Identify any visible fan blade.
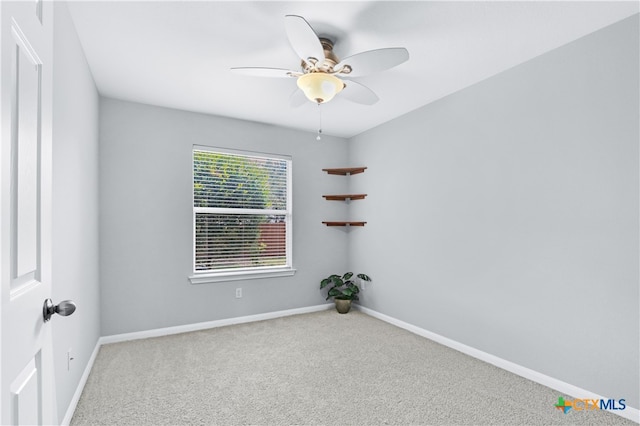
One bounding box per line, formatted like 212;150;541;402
231;67;297;78
341;79;379;105
336;47;409;77
289;88;307;108
284;15;325;64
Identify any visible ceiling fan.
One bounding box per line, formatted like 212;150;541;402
231;15;409;106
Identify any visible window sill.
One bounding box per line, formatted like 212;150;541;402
189;267;296;284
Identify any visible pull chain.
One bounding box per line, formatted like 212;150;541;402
316;102;322;141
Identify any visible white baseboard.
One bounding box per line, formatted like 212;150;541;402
355;305;639;424
100;303;333;345
60;338;101;426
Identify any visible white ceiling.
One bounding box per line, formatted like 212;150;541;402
67;1;639;138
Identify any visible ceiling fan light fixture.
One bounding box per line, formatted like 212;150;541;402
296;73;344;104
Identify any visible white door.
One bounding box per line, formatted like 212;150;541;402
0;0;56;425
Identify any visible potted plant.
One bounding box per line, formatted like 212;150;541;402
320;272;371;314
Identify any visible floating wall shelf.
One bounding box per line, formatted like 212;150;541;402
322;167;367;176
322;167;367;227
322;194;367;201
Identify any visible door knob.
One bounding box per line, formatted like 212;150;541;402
43;299;76;322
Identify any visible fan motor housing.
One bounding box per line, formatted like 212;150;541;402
301;38;340;73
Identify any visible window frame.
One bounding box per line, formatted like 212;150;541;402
189;145;295;284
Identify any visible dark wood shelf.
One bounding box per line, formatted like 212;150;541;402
322;166;367;228
322;194;367;201
322;167;367;176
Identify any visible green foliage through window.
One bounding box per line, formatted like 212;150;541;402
193;149;290;272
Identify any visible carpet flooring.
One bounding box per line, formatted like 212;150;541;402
71;310;635;425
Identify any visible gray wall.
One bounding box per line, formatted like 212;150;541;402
99;98;349;336
349;15;639;409
51;2;101;422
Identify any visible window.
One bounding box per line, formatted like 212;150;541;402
190;147;294;283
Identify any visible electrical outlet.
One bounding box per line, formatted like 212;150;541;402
67;348;74;371
235;288;242;298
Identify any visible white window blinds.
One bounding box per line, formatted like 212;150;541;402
193;148;291;274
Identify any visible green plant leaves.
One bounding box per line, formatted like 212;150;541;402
320;278;331;289
320;272;371;301
341;288;354;297
330;276;344;286
343;285;359;296
327;288;342;297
